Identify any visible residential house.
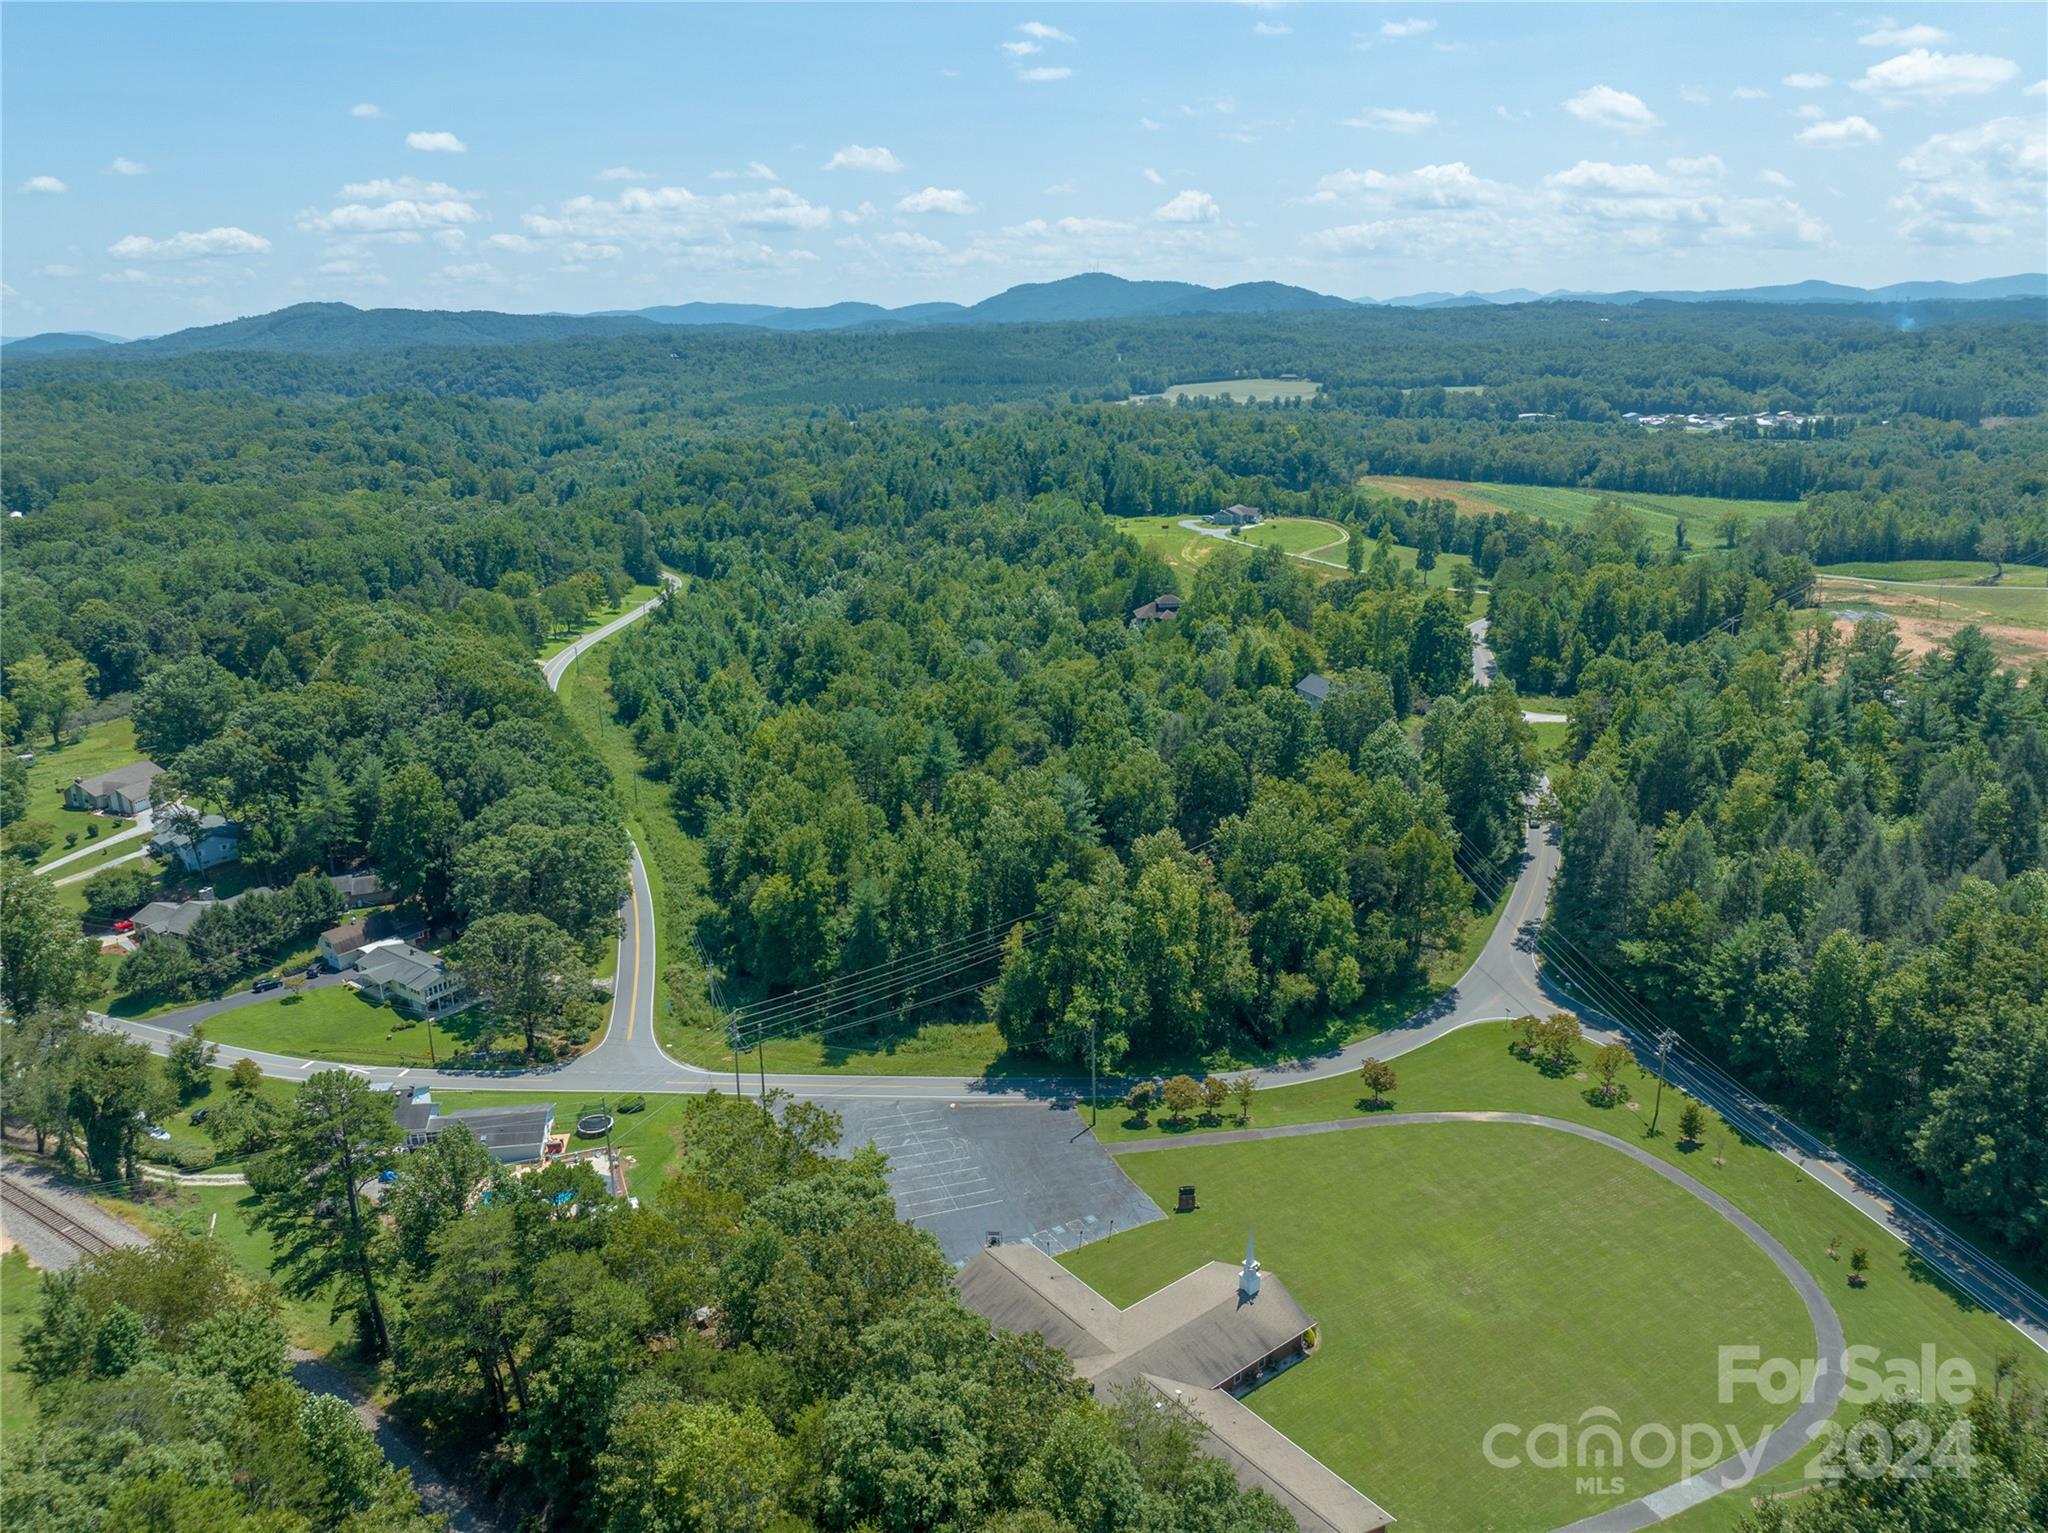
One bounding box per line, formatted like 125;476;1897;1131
133;885;273;940
1207;503;1263;528
64;760;161;815
151;814;240;872
319;910;425;971
378;1084;556;1165
327;868;394;907
1294;673;1331;711
956;1239;1393;1532
1131;592;1182;625
350;939;465;1015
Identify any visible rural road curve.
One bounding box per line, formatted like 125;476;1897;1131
1112;1112;1849;1533
98;603;2048;1359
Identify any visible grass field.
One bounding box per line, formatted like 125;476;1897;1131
1237;517;1349;559
1092;1020;2031;1532
538;580;664;659
1064;1122;1811;1532
1817;559;2048;587
0;1248;38;1437
1361;475;1797;551
16;716;143;859
198;985;487;1067
1111;516;1483;609
1135;378;1321;405
1818;562;2048;668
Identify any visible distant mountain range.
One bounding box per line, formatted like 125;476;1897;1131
5;271;2040;360
1365;274;2048;308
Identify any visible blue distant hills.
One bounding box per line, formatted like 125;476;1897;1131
4;270;2040;358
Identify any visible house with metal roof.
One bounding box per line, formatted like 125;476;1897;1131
64;760;161;815
955;1239;1394;1532
1295;673;1331;711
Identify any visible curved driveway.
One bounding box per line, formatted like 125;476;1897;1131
1112;1111;1848;1533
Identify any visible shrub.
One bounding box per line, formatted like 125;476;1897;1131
172;1142;216;1171
617;1095;647;1114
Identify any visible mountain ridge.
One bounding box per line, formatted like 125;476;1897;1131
15;271;2042;360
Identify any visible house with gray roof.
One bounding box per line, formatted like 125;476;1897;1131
351;940;465;1015
1295;672;1331;711
956;1239;1393;1532
150;813;241;872
378;1084;555;1164
1208;503;1264;528
320;910;424;971
133;884;273;940
65;760;161;816
327;868;395;907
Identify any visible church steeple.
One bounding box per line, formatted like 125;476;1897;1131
1239;1230;1261;1300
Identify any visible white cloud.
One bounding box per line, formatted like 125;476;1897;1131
1562;85;1661;131
746;162;778;181
1142;166;1165;186
1344;107;1438;133
1855;49;2018;102
39;263;80;278
1892;115;2047;244
1139;116;1163;131
1760;169;1795;188
485;233;537;252
1002;40;1041;56
522;184;834;257
1679;86;1712;106
1018;21;1073;42
875;230;949;256
405;130;467;153
433;228;467;250
1782;72;1831;89
19;176;67;193
1859;21;1949;49
598;166;651;181
104;157;148;176
350;102;384;118
108;226;271;259
1254;21;1291;35
1043;179;1078;194
302;178;480;233
824;144;903;173
2029;80;2048;97
441;262;495;280
562;240;622;260
1381;18;1436;38
1018;66;1073;82
1797;115;1882;148
1155;188;1220;222
1732;86;1769;101
896;186;977;215
1306;155;1824;257
1795;104;1827;121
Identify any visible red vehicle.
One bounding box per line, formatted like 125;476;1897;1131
112;918;134;933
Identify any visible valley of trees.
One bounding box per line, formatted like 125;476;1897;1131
3;296;2046;1527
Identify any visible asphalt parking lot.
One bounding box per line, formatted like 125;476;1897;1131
838;1097;1165;1265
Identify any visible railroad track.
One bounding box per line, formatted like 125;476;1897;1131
0;1175;116;1258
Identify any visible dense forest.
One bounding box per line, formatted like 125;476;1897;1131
4;297;2048;1527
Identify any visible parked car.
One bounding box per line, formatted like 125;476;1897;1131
112;918;134;933
305;963;324;979
252;975;282;994
188;1109;209;1127
145;1125;172;1142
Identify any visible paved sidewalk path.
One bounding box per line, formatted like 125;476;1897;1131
1113;1112;1848;1533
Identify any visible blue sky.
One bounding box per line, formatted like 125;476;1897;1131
4;3;2043;335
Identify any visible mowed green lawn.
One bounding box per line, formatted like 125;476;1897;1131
1360;475;1795;551
1147;378;1321;404
18;716;144;860
1817;559;2048;587
200;985;486;1067
1094;1021;2033;1532
1236;516;1348;559
1;1249;39;1437
1065;1123;1810;1532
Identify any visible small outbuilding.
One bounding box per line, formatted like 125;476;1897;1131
1295;673;1331;711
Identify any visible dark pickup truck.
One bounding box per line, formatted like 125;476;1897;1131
252;976;283;994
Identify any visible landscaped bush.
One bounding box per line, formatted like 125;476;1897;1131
172;1141;216;1171
617;1094;646;1114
